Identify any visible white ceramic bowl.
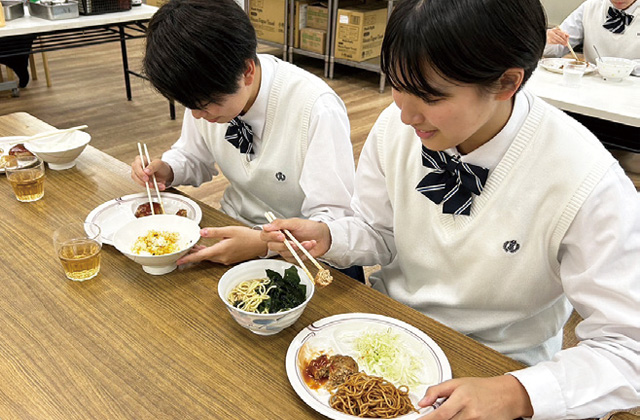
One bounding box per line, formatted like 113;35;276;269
218;259;314;336
25;130;91;170
596;57;635;82
113;214;201;275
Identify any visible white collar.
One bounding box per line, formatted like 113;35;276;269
451;90;531;171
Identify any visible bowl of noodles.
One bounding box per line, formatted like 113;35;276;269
218;259;314;336
112;214;201;275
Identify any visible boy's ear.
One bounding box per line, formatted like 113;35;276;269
496;68;524;100
243;59;257;86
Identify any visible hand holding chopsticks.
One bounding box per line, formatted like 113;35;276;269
137;142;165;216
264;211;333;287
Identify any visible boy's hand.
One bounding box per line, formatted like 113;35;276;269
260;218;331;263
176;226;268;266
417;375;533;420
131;155;174;191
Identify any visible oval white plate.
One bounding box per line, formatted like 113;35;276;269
0;142;19;174
85;192;202;246
286;313;452;420
540;57;597;74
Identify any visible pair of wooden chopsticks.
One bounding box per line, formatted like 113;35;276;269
264;211;333;287
0;125;88;146
137;142;165;216
555;26;583;63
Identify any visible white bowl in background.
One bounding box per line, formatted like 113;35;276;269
113;214;201;275
596;57;635;82
25;130;91;170
218;259;314;336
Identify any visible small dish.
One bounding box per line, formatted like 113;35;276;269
540;58;597;74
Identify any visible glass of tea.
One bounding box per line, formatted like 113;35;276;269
53;222;102;281
5;155;45;202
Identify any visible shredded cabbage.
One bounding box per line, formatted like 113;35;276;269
353;328;424;387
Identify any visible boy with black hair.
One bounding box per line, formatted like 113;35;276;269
132;0;358;272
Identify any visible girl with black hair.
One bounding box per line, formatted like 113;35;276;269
130;0;358;272
262;0;640;418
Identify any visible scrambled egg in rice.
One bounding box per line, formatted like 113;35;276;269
132;230;180;255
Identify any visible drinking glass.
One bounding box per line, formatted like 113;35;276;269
562;62;587;87
5;155;45;202
53;222;102;281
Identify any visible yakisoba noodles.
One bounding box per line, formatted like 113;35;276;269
329;371;417;418
227;277;275;313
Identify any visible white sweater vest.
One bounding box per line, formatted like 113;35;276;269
582;0;640;62
373;96;615;365
193;59;332;225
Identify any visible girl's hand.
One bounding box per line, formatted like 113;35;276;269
176;226;268;266
546;27;570;46
130;155;174;191
260;218;331;263
417;376;533;420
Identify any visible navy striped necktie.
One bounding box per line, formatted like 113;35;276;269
225;117;254;155
603;6;634;34
416;146;489;216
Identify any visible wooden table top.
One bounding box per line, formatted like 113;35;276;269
0;112;634;419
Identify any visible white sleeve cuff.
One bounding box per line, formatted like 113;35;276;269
508;366;567;420
322;221;351;269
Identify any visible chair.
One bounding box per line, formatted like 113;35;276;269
0;52;52;88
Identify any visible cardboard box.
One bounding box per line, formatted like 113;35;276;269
248;0;286;44
293;0;312;48
300;27;326;54
334;4;388;62
145;0;168;7
306;3;328;30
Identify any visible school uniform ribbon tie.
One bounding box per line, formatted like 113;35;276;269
603;7;634;34
416;146;489;216
225;117;254;155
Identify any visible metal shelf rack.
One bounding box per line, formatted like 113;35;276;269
286;0;334;78
328;0;395;93
245;0;288;61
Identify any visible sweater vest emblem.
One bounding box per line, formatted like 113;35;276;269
503;240;521;253
275;172;286;181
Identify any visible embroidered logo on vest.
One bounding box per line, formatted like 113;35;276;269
275;172;286;181
503;240;520;254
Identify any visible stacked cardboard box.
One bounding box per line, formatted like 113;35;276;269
300;27;326;54
248;0;286;44
334;3;388;62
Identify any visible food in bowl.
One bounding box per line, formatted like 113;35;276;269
112;214;201;275
227;265;307;314
131;230;180;256
218;259;315;335
596;57;635;81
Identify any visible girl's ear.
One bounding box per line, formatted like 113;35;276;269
495;68;525;101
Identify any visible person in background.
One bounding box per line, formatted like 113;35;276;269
262;0;640;418
0;35;36;88
544;0;639;64
131;0;360;279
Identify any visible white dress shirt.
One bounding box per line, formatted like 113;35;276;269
162;54;355;225
324;90;640;419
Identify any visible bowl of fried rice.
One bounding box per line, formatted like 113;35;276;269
113;214;201;275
